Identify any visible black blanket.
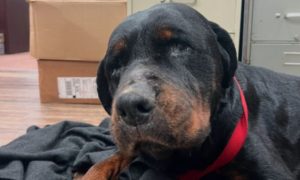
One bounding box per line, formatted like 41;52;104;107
0;118;171;180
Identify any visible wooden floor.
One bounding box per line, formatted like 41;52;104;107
0;69;108;146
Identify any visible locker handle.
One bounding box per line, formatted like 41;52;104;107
283;52;300;66
284;63;300;66
284;13;300;19
284;52;300;55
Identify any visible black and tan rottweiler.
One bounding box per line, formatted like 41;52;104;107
82;3;300;180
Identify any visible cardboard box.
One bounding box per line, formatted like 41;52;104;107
38;59;100;104
29;0;127;61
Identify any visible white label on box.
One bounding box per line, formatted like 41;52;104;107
58;77;98;99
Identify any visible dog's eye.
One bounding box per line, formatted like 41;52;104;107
111;69;119;78
169;43;191;57
109;67;124;90
106;54;128;73
110;63;125;80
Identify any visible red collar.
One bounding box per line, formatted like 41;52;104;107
179;76;249;180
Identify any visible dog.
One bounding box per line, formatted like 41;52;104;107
82;3;300;180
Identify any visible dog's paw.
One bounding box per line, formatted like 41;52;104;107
81;153;132;180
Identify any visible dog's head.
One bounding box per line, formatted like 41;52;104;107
97;3;237;159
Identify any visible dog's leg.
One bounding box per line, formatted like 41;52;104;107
81;153;132;180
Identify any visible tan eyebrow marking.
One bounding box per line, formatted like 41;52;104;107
113;39;126;52
157;27;173;41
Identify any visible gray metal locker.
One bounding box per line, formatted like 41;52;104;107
242;0;300;76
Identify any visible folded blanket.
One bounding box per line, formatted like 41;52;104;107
0;118;171;180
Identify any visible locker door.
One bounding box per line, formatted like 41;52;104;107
251;44;300;76
252;0;300;42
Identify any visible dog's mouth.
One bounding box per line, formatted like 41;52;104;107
111;112;180;155
111;81;211;159
134;141;175;160
111;111;211;160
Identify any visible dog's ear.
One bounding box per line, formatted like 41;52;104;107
97;60;112;115
209;22;237;88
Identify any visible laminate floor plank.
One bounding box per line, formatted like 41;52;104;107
0;70;107;146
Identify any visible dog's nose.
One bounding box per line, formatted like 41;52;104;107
116;93;154;126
